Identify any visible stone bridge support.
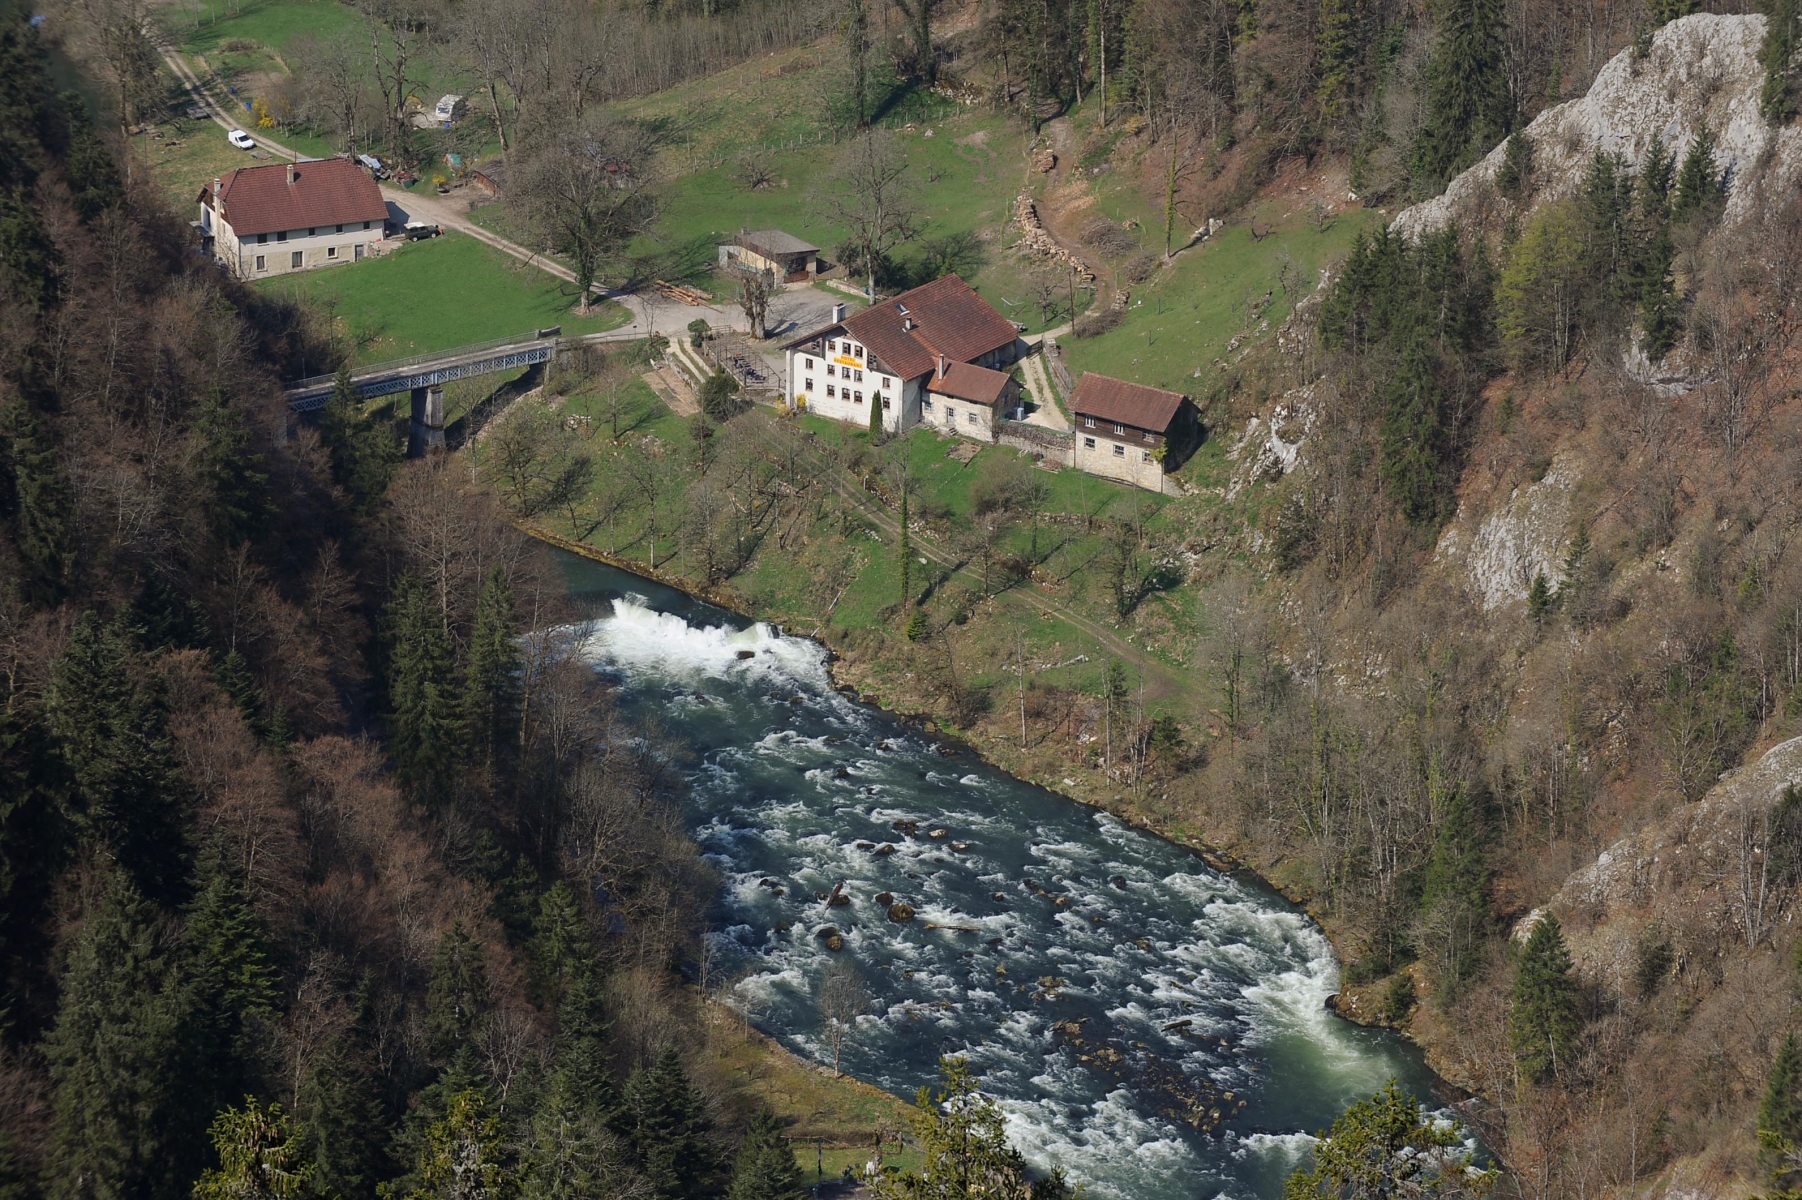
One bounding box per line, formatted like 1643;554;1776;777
408;385;445;457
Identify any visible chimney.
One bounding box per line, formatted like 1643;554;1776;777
937;353;946;379
830;302;847;324
903;317;914;331
287;161;296;186
212;177;222;216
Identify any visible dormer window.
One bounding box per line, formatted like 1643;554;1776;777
896;304;909;315
1114;423;1126;435
1082;416;1095;428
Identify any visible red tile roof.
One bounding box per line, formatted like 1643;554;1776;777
927;361;1013;405
201;158;388;237
790;275;1017;380
1070;373;1188;433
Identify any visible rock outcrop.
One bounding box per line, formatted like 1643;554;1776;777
1393;14;1802;240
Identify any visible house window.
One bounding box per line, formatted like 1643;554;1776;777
880;376;890;390
254;255;267;272
362;221;371;230
1082;416;1095;428
257;233;268;244
277;230;287;242
966;411;978;425
826;384;836;397
291;250;303;268
805;378;814;391
854;345;863;358
1114;423;1125;435
827;340;836;352
327;245;338;259
854;370;863;382
827;364;835;377
854;391;863;403
1142;451;1154;463
806;357;815;369
1113;443;1125;457
335;224;344;233
922;398;933;413
1144;431;1155;442
882;397;891;410
308;227;316;237
1083;437;1096;449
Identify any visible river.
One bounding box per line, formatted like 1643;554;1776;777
558;553;1449;1200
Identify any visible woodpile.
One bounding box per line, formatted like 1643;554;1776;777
653;280;710;305
1010;193;1094;283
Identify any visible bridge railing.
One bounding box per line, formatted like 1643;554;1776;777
284;329;554;395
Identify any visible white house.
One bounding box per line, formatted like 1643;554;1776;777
782;275;1025;438
198;158;389;279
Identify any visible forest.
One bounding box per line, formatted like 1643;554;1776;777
13;0;1802;1191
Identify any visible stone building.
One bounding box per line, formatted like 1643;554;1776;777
1070;373;1199;491
198;158;388;279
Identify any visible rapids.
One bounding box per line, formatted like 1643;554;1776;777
560;555;1449;1200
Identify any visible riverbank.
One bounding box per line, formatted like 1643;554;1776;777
524;524;1479;1105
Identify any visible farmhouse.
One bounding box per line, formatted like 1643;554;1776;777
782;276;1026;437
1070;373;1200;491
720;230;820;281
199;158;388;280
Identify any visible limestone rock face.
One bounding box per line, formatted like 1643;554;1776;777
1392;14;1802;240
1433;458;1578;610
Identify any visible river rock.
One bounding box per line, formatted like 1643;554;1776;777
887;902;916;923
736;649;755;659
873;843;896;857
892;819;918;837
928;828;948;839
875;892;894;906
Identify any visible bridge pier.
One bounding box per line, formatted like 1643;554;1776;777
408;385;446;457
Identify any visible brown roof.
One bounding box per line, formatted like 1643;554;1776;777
829;275;1018;380
927;361;1013;405
1070;373;1188;432
201;158;388;237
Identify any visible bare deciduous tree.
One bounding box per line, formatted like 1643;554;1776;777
512;116;662;307
816;131;921;299
816;960;871;1077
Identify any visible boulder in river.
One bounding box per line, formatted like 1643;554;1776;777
873;843;897;857
887;902;916;923
928;828;948;839
736;649;755;659
875;892;895;906
892;819;919;837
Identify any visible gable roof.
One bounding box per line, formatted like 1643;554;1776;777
739;229;817;257
201;158;388;237
1070;373;1188;432
840;275;1020;380
927;361;1013;405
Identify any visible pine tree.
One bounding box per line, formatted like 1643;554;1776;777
726;1109;801;1200
1379;333;1446;524
0;708;68;1007
425;923;492;1062
1509;913;1580;1083
0;389;70;605
897;487;912;608
194;1099;312;1200
384;573;463;804
294;1032;389;1199
521;1075;639;1200
183;840;280;1119
45;612;193;904
408;1090;506;1200
868;387;883;440
191;388;274;548
45;868;189;1200
1314;0;1358;121
1762;1031;1802;1188
553;964;621;1127
623;1047;717;1200
1413;0;1510;187
58;91;121;222
1761;0;1801;123
318;367;400;514
1495;131;1534;199
463;566;521;782
1418;783;1488;989
875;1058;1037;1200
529;880;592;1008
1282;1079;1490;1200
1672;126;1722;223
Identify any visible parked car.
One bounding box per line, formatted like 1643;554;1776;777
227;129;255;150
403;222;441;240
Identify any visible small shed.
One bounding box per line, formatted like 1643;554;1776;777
471;160;507;198
719;229;819;282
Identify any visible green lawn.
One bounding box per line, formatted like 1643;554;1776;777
256;232;630;363
164;0;362;56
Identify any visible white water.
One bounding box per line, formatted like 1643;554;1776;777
566;573;1444;1200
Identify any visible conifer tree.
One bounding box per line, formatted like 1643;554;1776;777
1413;0;1510;187
1761;1031;1802;1187
0;708;68;1005
318;368;400;514
623;1047;717;1200
553;963;620;1125
191;389;274;549
385;573;464;804
726;1109;801;1200
1672;126;1722;223
463;566;521;781
1509;913;1580;1083
45;612;192;903
529;880;592;1008
183;840;280;1117
874;1058;1044;1200
868;388;883;440
194;1099;312;1200
1761;0;1801;123
1282;1079;1491;1200
0;389;71;605
58;92;121;222
1417;783;1488;989
45;868;188;1200
408;1090;506;1200
1378;333;1446;524
897;487;912;608
521;1076;640;1200
425;923;493;1062
294;1032;389;1199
